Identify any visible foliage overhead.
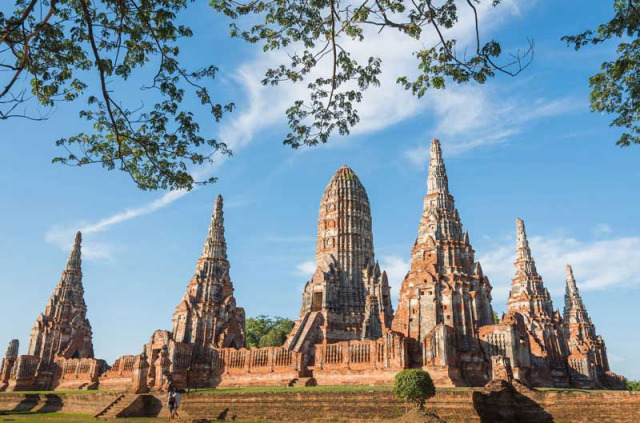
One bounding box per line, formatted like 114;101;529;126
1;0;233;191
212;0;533;149
393;369;436;409
245;315;295;348
2;0;532;191
563;0;640;147
492;310;500;325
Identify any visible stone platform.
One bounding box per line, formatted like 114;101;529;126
1;387;639;422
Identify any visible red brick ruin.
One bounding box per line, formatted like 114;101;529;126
0;139;625;392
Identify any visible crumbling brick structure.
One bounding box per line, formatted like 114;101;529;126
0;140;625;392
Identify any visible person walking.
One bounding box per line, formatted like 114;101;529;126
167;386;180;420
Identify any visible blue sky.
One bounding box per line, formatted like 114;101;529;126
2;0;639;379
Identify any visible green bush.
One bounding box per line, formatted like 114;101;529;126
626;379;640;391
393;369;436;410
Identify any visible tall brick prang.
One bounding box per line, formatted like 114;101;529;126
391;139;494;386
563;265;621;388
172;195;246;350
504;219;569;386
27;232;94;363
287;165;393;351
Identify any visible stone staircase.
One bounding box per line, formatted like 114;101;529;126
93;393;139;419
290;312;322;352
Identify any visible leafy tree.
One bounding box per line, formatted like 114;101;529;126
245;315;294;348
2;0;532;191
563;0;640;147
213;0;534;149
393;369;436;411
492;311;500;324
1;0;233;191
626;379;640;391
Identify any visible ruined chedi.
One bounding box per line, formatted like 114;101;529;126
391;139;494;385
0;340;19;391
505;219;569;386
28;232;94;363
172;195;246;350
139;194;247;391
286;165;394;351
563;265;613;387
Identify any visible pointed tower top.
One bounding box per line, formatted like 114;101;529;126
566;264;579;296
331;164;359;181
516;218;528;249
427;138;449;195
66;231;82;270
202;194;228;260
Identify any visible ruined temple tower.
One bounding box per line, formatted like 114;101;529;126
563;265;612;387
391;139;494;385
286;165;394;350
27;232;94;363
0;340;19;391
171;195;246;350
505;219;569;386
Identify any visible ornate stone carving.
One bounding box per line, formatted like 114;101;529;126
27;232;94;363
171;195;246;350
504;219;569;387
391;139;494;384
563;265;621;388
287;165;393;349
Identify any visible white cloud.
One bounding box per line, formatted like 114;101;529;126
45;189;189;261
594;223;613;237
44;0;541;260
219;0;540;153
403;90;581;167
478;232;640;303
379;255;410;299
295;260;316;277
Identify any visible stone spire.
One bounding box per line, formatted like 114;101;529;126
27;232;94;362
563;265;597;346
171;194;245;349
288;165;393;346
563;265;613;386
392;138;494;376
565;265;579;299
514;218;539;277
202;195;227;260
66;232;82;270
505;219;569;386
507;218;553;318
426;138;449;194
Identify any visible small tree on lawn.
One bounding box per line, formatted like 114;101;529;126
393;369;436;412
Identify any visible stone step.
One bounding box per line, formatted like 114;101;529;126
93;393;139;419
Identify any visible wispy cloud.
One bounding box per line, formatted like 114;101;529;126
379;255;410;300
403;91;582;167
478;232;640;302
45;189;190;261
220;0;539;152
295;260;316;277
45;0;539;260
594;223;613;237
